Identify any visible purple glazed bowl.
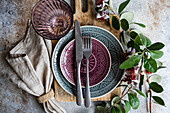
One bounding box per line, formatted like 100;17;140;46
31;0;73;40
60;38;111;87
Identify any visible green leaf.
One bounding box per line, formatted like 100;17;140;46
111;96;121;105
128;93;140;109
120;12;134;23
124;100;131;113
157;60;163;66
134;35;142;45
129;90;137;96
149;74;162;83
127;40;134;48
114;104;125;113
121;19;129;31
134;35;142;51
120;55;142;69
112;15;120;30
130;29;141;39
147;42;165;50
139;75;144;91
152;96;165;106
149;50;163;59
97;106;106;111
131;22;146;28
134;89;145;97
144;58;157;73
111;106;122;113
96;102;107;111
150;82;163;93
118;0;130;14
158;66;166;69
139;34;151;47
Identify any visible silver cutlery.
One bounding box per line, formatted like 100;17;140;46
83;36;92;108
75;19;83;106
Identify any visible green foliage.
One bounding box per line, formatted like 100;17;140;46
150;82;163;93
111;96;121;105
144;58;157;73
131;22;146;28
147;42;165;50
112;16;120;30
152;96;165;106
149;50;163;59
139;75;144;91
130;30;141;39
118;0;130;14
134;89;145;97
111;106;122;113
149;74;162;83
128;93;140;109
95;0;166;112
124;100;131;113
127;40;134;48
120;12;134;23
120;55;142;69
114;104;125;113
96;102;107;112
139;34;151;47
121;19;129;31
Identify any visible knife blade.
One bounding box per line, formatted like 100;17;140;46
75;19;83;106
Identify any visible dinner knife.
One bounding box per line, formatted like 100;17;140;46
75;19;83;106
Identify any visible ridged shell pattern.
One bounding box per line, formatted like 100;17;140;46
32;0;73;39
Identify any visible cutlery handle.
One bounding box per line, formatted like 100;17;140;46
76;62;83;106
85;58;91;108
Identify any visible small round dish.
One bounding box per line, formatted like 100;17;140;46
31;0;73;40
60;38;111;87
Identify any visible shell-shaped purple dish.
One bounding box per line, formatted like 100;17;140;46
31;0;73;40
60;38;111;87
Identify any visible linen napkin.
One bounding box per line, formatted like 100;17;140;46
6;20;66;113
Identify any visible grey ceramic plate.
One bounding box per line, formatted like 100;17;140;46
52;26;124;98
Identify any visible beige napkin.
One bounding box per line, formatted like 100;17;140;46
6;20;66;113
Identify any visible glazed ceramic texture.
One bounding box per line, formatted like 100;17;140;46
52;26;124;98
31;0;73;40
60;38;111;87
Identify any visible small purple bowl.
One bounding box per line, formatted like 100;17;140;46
31;0;73;40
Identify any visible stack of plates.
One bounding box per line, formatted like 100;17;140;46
52;26;124;98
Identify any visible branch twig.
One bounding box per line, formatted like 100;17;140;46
147;74;152;113
122;85;128;95
109;7;116;15
104;86;132;113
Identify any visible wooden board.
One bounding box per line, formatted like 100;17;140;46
54;0;121;101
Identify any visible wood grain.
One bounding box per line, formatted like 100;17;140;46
54;0;121;101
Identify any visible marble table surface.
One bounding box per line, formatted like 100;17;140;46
0;0;170;113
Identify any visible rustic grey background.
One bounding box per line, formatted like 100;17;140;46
0;0;170;113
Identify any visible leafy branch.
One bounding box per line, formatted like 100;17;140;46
95;0;166;112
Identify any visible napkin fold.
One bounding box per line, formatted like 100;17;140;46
6;20;66;113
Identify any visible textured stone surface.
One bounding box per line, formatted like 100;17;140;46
0;0;170;113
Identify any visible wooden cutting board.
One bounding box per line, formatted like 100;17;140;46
53;0;121;101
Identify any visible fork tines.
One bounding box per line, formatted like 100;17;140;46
83;36;92;50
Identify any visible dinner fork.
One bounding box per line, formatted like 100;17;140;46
83;36;92;108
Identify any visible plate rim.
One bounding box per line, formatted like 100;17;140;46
52;26;125;99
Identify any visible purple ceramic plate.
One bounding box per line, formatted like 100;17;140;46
60;38;111;87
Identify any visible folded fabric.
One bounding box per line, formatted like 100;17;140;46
6;20;66;113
